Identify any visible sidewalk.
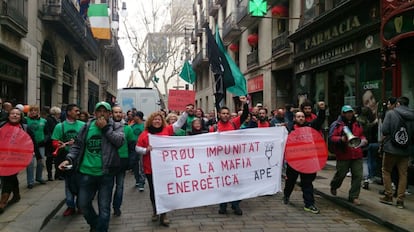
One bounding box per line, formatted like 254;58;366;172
1;161;413;232
314;161;413;232
0;172;65;232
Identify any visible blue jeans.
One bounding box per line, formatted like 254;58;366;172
78;173;114;232
26;147;45;185
133;153;145;185
112;170;125;210
65;177;77;208
367;143;379;179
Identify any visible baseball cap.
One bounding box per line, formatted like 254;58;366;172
256;103;263;107
133;111;144;119
341;105;354;113
95;101;111;111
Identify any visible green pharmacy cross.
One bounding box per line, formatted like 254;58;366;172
249;0;267;17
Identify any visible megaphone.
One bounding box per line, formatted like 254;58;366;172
343;126;361;148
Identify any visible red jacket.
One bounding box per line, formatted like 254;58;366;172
330;118;366;160
258;120;270;128
209;116;242;132
137;125;174;174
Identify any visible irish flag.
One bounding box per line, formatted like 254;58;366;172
88;3;110;40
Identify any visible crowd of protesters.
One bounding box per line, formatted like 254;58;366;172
0;96;413;232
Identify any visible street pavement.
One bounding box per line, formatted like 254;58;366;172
0;161;412;232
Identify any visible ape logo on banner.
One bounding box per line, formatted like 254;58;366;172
149;127;288;214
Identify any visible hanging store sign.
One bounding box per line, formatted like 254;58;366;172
247;74;263;93
382;9;414;44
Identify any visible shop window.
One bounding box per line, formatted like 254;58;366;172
400;53;414;108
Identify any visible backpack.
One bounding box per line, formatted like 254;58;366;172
327;120;339;153
391;112;410;149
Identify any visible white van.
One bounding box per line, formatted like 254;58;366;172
116;88;161;118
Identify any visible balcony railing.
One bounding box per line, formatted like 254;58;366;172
200;9;208;27
236;0;256;27
41;0;99;60
40;60;57;80
191;30;197;44
192;48;208;70
0;0;28;37
272;31;291;55
208;0;219;17
222;12;241;44
247;49;259;69
63;72;73;86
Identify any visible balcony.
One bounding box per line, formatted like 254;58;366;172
247;49;259;69
209;0;219;17
40;0;99;60
192;48;208;70
200;9;208;28
0;0;28;37
222;12;241;44
267;0;288;7
216;0;226;6
236;1;256;27
191;30;197;44
272;31;291;56
195;23;203;36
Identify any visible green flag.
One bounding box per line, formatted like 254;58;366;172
215;26;247;96
179;61;196;84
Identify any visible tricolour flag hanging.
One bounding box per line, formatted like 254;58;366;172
179;61;196;84
88;3;110;40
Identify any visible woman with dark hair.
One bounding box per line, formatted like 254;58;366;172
195;108;208;129
187;118;208;135
135;108;189;226
0;108;40;214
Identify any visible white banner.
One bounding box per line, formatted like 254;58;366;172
149;127;288;214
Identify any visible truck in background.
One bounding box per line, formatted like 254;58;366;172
116;88;161;118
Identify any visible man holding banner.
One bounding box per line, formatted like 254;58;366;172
283;101;326;214
209;96;249;215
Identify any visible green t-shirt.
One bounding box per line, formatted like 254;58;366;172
130;122;145;142
185;115;195;134
51;120;85;152
26;117;47;144
174;128;186;136
118;125;134;158
80;122;103;176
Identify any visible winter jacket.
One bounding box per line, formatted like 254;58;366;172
66;118;125;175
329;116;366;160
136;112;189;174
381;105;414;156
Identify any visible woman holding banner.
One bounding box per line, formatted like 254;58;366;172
0;108;40;214
135;108;189;226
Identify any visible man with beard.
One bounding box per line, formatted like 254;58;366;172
52;104;84;216
283;101;326;214
270;108;287;127
209;96;249;215
257;108;270;127
111;105;135;216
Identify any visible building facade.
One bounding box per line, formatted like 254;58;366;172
191;0;413;122
0;0;123;113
